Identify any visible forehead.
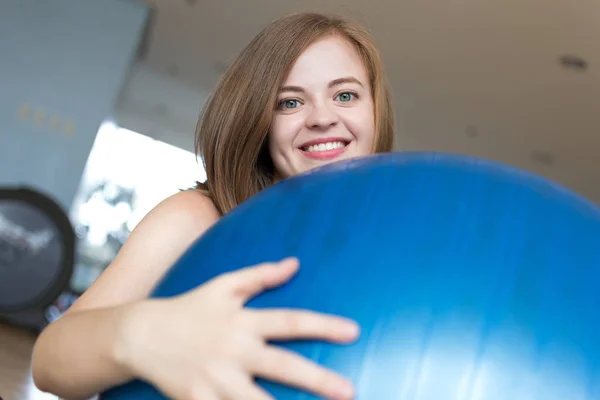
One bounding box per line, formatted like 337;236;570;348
283;35;368;86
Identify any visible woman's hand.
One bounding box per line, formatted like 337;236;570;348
121;258;359;400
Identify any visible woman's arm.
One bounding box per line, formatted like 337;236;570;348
31;190;220;399
32;302;142;399
32;190;359;400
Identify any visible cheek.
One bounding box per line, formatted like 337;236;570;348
343;107;375;142
268;116;298;174
270;115;305;153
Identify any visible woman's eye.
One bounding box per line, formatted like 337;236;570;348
336;92;356;102
279;99;300;109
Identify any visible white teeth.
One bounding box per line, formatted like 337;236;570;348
304;141;347;152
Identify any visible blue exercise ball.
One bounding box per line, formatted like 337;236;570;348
102;152;600;399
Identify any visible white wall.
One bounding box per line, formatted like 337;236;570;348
0;0;149;211
113;62;207;154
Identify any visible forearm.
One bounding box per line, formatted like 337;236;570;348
31;303;140;400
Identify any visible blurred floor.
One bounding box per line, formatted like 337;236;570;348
0;323;58;400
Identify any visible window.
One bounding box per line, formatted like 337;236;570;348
67;121;206;293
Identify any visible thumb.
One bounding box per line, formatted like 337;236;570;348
218;257;299;303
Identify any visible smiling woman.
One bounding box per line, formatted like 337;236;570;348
31;13;396;400
197;12;395;215
270;37;377;177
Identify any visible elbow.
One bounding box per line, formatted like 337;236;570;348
30;330;52;394
30;326;71;398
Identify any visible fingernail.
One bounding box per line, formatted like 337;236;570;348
334;381;354;399
343;321;360;337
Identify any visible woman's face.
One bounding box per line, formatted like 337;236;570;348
269;35;376;179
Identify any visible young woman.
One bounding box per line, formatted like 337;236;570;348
32;12;395;400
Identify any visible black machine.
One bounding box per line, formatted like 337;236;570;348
0;186;75;332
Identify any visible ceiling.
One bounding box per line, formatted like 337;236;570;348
123;0;600;204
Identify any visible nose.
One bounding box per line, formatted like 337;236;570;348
305;101;339;130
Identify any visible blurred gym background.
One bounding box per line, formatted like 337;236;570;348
0;0;598;399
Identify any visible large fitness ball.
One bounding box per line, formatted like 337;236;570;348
102;152;600;399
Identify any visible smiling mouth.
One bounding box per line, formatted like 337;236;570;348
301;140;349;153
298;139;351;160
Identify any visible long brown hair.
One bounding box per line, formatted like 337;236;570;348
195;12;395;215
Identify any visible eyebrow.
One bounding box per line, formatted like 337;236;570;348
279;76;364;93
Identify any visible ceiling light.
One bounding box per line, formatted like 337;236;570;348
559;55;588;71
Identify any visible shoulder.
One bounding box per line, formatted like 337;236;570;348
122;189;221;260
150;188;220;224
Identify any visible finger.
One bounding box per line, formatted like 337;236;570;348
249;309;359;343
215;257;299;302
251;345;355;400
207;362;275;400
219;372;275;400
160;381;219;400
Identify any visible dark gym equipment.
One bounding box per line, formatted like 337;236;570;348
0;187;75;332
102;152;600;399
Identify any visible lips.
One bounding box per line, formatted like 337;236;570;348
298;137;351;160
299;137;350;151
